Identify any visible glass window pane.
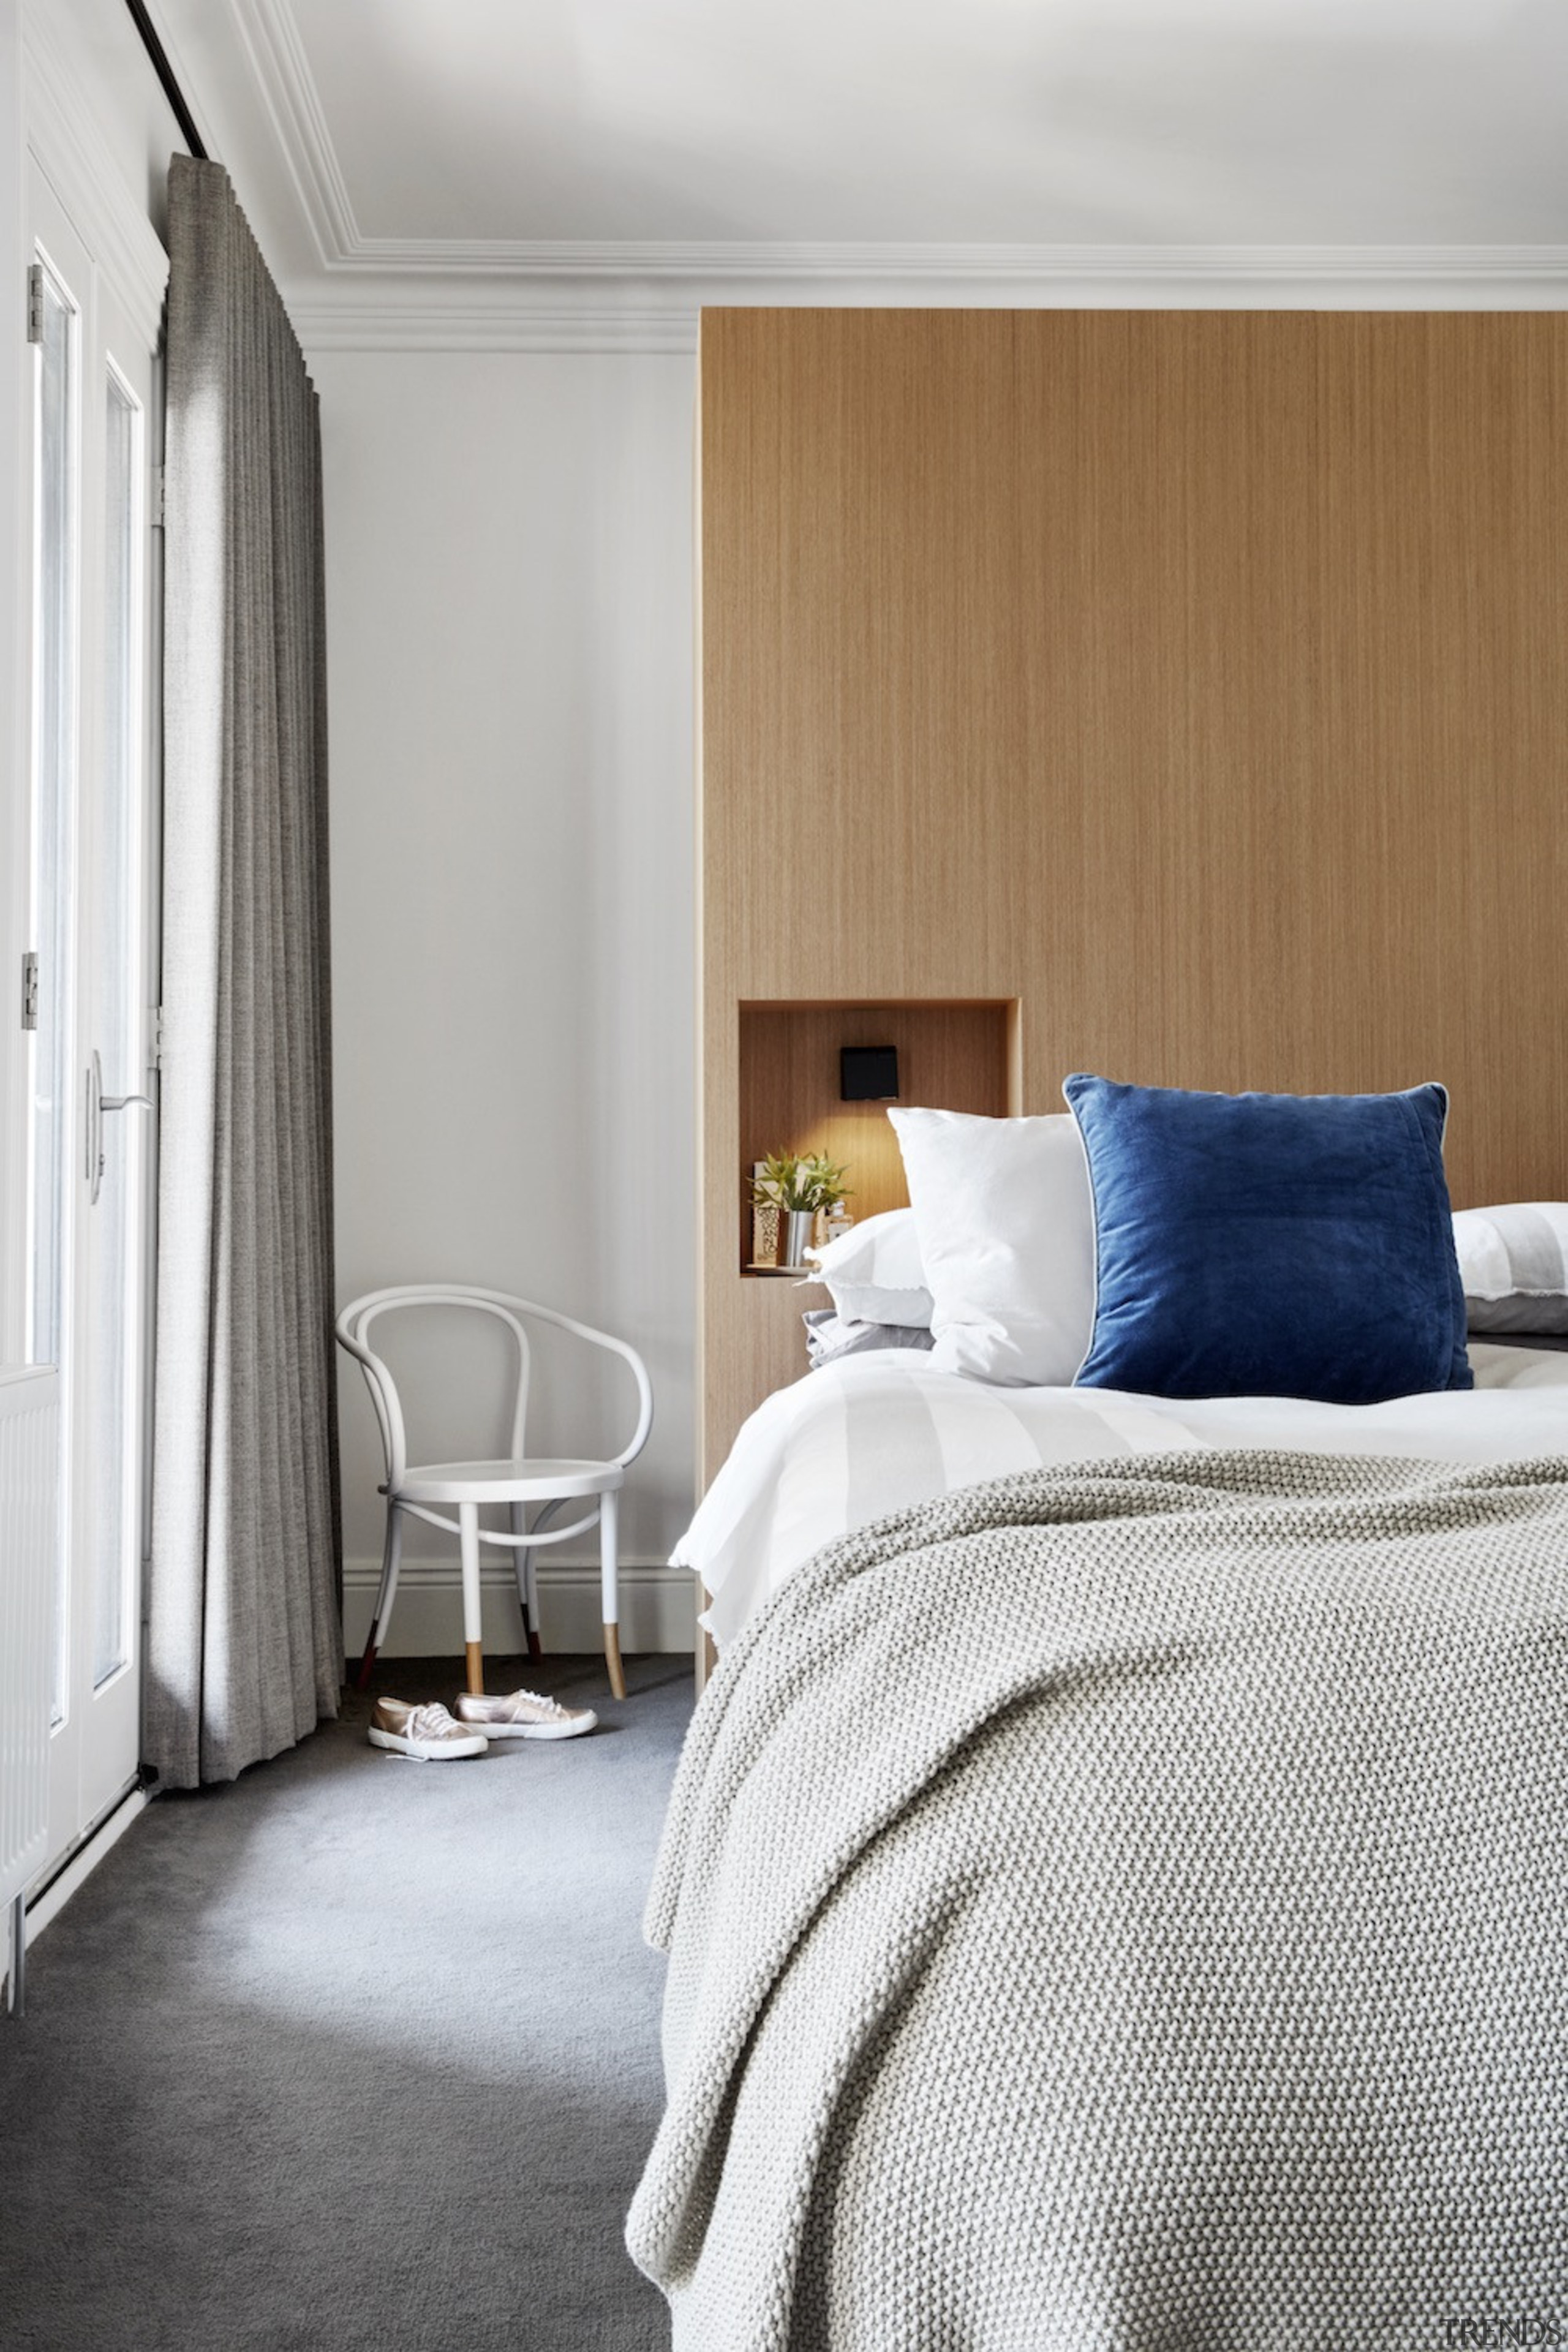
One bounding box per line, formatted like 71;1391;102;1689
28;256;77;1729
28;260;75;1376
91;366;145;1691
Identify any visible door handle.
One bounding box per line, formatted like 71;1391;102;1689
86;1048;154;1207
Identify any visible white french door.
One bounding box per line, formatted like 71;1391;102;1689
23;159;160;1875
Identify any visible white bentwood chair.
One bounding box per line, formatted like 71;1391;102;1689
336;1286;654;1702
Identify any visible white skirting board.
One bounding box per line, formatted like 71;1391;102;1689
24;1785;149;1948
1;1782;149;2011
341;1557;698;1657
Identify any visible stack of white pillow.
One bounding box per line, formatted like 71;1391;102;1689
805;1107;1568;1384
807;1108;1095;1384
1450;1202;1568;1336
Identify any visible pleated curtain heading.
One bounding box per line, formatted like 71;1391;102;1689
147;156;342;1789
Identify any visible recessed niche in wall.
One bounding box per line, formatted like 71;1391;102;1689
737;1000;1020;1273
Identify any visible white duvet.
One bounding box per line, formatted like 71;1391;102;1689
679;1342;1568;1645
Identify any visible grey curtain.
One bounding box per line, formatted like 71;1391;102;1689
146;157;342;1789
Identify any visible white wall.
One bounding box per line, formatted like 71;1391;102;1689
35;0;186;243
315;345;698;1653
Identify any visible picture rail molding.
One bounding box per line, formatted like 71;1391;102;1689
288;255;1568;362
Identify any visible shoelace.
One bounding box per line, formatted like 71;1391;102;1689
511;1691;569;1716
404;1703;465;1740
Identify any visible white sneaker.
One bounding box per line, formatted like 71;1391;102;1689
452;1688;598;1742
368;1697;489;1761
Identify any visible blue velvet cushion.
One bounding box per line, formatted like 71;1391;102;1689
1063;1076;1472;1404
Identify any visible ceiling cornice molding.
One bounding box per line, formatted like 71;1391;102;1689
228;0;358;267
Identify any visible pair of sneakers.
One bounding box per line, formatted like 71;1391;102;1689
369;1687;598;1760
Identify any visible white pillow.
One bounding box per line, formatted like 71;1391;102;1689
888;1108;1096;1385
804;1207;933;1329
1453;1204;1568;1335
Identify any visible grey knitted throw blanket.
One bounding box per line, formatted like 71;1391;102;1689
627;1449;1568;2351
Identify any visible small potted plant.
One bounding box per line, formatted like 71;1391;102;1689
753;1152;851;1270
748;1155;788;1267
800;1155;851;1256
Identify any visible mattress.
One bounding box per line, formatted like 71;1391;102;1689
677;1341;1568;1645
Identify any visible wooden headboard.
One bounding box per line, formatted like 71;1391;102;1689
698;308;1568;1479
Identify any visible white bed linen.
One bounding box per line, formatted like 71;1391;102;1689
680;1343;1568;1645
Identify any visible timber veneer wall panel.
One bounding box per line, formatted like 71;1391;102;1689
699;309;1568;1478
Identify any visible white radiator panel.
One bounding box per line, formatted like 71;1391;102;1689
1;1365;58;1913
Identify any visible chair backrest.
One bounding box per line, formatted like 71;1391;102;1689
334;1285;653;1491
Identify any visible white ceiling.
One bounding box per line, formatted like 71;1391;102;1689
294;0;1568;246
151;0;1568;336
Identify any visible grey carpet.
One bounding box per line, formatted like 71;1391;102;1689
0;1653;690;2352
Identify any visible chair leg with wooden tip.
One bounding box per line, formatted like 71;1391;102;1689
600;1487;627;1701
459;1502;486;1697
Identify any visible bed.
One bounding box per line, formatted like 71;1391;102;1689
630;1102;1568;2347
677;1341;1568;1648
